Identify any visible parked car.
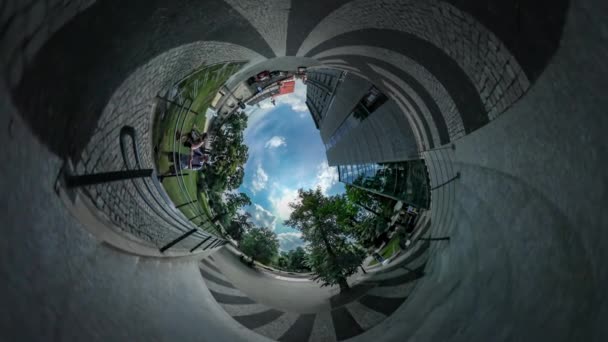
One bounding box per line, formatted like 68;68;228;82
256;70;270;81
297;66;307;74
246;76;256;85
270;70;287;78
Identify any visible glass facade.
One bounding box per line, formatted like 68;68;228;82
325;86;388;150
338;160;430;209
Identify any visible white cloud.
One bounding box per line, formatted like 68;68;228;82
244;80;310;142
269;185;300;221
247;204;277;230
314;161;339;194
277;232;305;251
266;162;338;222
264;136;286;149
251;165;269;193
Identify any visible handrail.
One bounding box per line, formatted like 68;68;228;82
119;126;201;234
420;144;458;245
169;95;216;235
119;126;221;252
161;61;246;237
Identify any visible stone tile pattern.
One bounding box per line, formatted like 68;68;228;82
224;0;290;57
1;0;97;89
199;241;430;341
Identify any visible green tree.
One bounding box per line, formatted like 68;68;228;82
210;192;251;227
240;227;279;265
226;212;253;242
226;192;251;209
287;247;310;272
285;188;365;292
345;185;397;247
345;185;391;218
276;252;289;269
226;166;245;190
203;111;249;195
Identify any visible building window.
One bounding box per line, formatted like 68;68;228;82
338;160;430;209
325;86;389;150
361;86;388;113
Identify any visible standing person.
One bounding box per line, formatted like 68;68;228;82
162;149;209;176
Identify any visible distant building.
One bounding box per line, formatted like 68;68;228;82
278;77;295;96
246;84;280;106
304;69;344;128
211;83;254;117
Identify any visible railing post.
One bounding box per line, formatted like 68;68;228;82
419;236;450;241
189;213;205;220
190;236;212;253
430;172;460;191
157;173;189;181
65;169;153;188
211;240;224;249
156;95;200;116
176;199;198;209
160;229;197;253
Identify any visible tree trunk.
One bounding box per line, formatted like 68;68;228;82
359;265;367;274
338;278;350;292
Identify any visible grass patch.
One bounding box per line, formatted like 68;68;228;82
368;235;401;266
152;62;245;235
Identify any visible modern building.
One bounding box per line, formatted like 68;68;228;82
304;68;344;128
337;160;430;209
277;77;295;95
307;68;427;207
210;82;255;117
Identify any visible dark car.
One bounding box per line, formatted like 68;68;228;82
256;70;270;81
246;76;256;85
270;70;287;78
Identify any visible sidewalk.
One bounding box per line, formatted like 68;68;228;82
224;244;314;280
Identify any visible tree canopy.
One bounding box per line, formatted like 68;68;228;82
203;111;250;229
273;247;311;273
225;212;253;242
240;227;279;265
285;188;365;291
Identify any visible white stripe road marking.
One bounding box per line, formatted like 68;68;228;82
272;275;312;282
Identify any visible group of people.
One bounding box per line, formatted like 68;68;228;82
163;129;210;176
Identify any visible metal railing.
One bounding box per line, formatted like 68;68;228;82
164;95;218;235
63;124;226;253
152;61;248;241
60;61;255;253
420;144;459;242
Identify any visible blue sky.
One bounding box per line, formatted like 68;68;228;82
238;80;345;251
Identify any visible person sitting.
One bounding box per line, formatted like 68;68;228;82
175;129;207;150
